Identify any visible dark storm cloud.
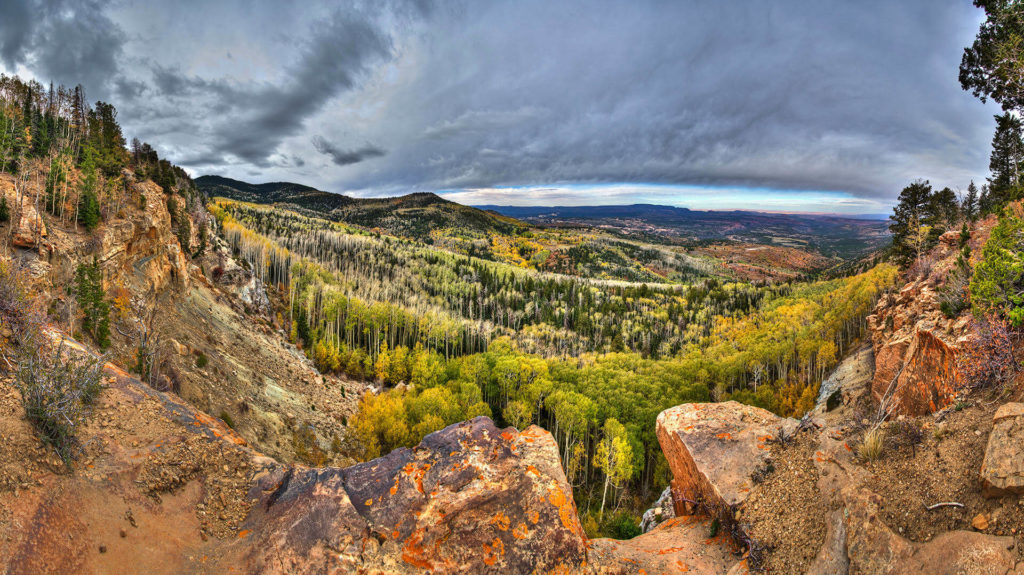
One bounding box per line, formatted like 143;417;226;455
0;0;1000;209
312;136;385;166
0;0;126;99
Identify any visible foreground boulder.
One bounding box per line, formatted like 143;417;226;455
656;401;797;523
222;417;588;573
981;403;1024;497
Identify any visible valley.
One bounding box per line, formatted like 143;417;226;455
3;2;1024;574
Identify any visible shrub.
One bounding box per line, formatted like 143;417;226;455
859;428;885;462
218;410;235;429
956;315;1018;389
196;352;208;368
15;340;105;466
889;419;923;456
939;248;971;318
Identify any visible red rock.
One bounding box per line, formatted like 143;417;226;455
227;417;588;574
868;279;962;416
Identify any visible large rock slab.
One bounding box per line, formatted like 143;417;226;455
656;401;797;522
222;417;588;574
588;516;742;575
981;403;1024;497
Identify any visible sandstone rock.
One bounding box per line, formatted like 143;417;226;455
170;339;189;356
805;509;849;575
656;401;797;522
972;513;990;531
588;515;742;575
981;403;1024;498
868;278;963;416
97;179;190;293
813;343;873;416
231;417;588;574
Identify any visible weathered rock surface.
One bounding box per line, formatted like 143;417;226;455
222;417;588;574
97;177;190;292
656;401;797;521
0;173;47;248
981;403;1024;497
589;516;742;575
867;279;966;416
813;342;873;415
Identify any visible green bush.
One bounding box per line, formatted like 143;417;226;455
971;209;1024;325
196;352;208;368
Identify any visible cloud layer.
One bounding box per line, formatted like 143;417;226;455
0;0;1000;210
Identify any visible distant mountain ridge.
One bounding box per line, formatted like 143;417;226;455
476;203;891;259
195;175;523;240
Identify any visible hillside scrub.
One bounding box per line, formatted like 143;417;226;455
15;339;105;466
971;205;1024;325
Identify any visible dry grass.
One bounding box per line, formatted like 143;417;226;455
859;427;885;461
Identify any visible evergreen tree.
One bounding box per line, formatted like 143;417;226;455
988;112;1024;207
77;150;101;231
889;180;935;268
963;180;980;222
75;259;110;349
961;0;1024;112
0;196;8;223
930;187;960;228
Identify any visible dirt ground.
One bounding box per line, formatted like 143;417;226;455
743;432;831;574
862;392;1024;545
743;380;1024;574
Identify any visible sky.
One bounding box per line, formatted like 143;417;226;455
0;0;1000;214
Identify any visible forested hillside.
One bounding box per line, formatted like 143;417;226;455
209;195;899;522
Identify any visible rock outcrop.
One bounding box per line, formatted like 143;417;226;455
867;279;967;416
656;401;797;522
0;173;47;249
639;486;674;533
981;403;1024;497
97;177;190;292
224;417;588;574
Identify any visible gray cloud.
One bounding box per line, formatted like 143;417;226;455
0;0;1001;210
0;0;125;100
312;136;385;166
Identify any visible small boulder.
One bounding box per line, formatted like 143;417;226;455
980;403;1024;497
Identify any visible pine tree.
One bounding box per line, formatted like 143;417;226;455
75;259;111;349
77;147;101;230
963;181;979;222
988;112;1024;207
889;180;935;268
